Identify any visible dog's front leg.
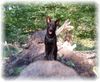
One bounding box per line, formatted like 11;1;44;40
53;45;57;60
45;37;49;60
51;43;57;60
45;44;49;60
55;46;57;60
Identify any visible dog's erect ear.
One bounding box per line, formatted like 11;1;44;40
46;16;51;24
55;19;60;26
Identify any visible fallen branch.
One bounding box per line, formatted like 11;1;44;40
58;48;96;77
56;20;74;36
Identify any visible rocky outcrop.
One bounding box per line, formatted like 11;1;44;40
18;60;79;79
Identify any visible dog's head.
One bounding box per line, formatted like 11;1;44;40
46;16;60;36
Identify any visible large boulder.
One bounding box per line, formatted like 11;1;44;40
18;60;79;79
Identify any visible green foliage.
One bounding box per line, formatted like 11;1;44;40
13;67;25;76
74;38;95;51
3;44;23;58
4;3;96;50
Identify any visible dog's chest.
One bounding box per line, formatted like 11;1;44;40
45;35;56;44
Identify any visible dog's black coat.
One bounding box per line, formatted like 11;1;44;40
44;17;59;60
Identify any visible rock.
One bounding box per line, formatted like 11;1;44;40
18;60;79;79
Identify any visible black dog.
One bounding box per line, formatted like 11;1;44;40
45;16;59;60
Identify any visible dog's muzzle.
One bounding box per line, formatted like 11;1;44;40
48;30;53;34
